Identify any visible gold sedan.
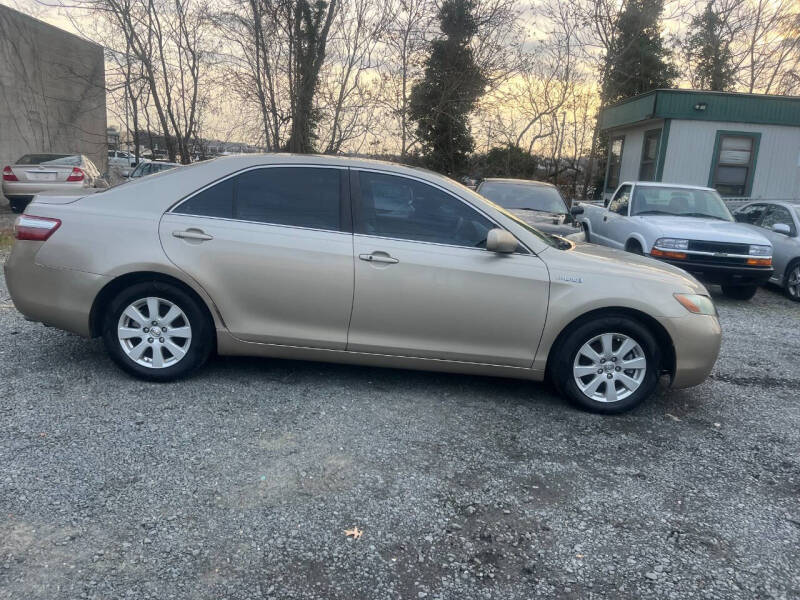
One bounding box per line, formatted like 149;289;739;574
4;155;721;413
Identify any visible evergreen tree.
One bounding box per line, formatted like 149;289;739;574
683;0;736;91
601;0;678;104
409;0;486;175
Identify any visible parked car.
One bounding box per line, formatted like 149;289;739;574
476;178;583;238
128;161;180;179
5;155;721;414
108;150;141;176
576;182;773;300
2;154;106;213
733;201;800;301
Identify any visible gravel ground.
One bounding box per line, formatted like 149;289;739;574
1;246;798;600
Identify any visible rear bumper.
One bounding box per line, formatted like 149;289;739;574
656;313;721;389
3;241;105;337
654;257;773;286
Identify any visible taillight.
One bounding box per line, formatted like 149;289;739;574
13;215;62;241
66;167;84;182
2;166;18;181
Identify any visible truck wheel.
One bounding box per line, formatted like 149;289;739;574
784;260;800;302
551;315;660;414
721;284;758;300
625;240;643;255
582;224;591;243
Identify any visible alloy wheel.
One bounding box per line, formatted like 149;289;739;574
788;265;800;299
572;332;647;403
117;297;192;369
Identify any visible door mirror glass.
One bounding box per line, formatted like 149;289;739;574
772;223;791;235
486;228;518;253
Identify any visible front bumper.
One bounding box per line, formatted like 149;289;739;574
4;241;106;337
656;313;721;389
654;257;773;286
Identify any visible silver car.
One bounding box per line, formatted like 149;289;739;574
4;154;722;414
733;201;800;300
2;153;105;213
128;161;181;179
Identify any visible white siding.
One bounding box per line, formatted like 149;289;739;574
663;120;800;199
604;121;664;198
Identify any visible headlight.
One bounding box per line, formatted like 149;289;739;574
748;244;771;256
655;238;689;250
674;293;717;316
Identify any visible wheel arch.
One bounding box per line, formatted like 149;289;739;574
545;306;676;380
625;234;647;252
89;271;219;338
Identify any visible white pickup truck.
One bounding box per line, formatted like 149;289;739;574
577;182;774;300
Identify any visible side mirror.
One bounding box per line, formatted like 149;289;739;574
772;223;791;235
486;228;518;253
570;205;584;216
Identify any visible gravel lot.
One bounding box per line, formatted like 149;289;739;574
1;224;799;599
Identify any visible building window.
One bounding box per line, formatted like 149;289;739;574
606;136;625;191
639;129;661;181
710;131;760;197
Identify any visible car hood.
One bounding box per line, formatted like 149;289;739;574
633;215;771;245
551;240;707;293
510;209;580;237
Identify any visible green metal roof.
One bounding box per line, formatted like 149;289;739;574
600;89;800;130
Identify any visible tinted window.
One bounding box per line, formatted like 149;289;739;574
478;181;567;214
761;205;796;235
236;167;341;230
734;203;767;225
356;171;494;247
175;178;235;219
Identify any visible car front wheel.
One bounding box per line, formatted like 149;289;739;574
784;261;800;302
552;316;660;414
102;282;213;381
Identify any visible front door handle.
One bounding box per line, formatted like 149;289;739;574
359;252;399;264
173;229;213;241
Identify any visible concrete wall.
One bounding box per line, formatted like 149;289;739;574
663;119;800;199
0;5;106;178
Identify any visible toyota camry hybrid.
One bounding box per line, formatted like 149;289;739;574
4;155;721;413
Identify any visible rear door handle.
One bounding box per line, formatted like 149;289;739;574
172;229;213;241
359;252;399;264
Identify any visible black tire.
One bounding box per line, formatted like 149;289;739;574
550;315;661;414
625;240;644;255
582;223;591;243
101;281;214;381
783;260;800;302
721;284;758;301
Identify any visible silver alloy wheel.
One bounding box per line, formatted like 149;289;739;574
572;332;647;403
787;265;800;299
117;297;192;369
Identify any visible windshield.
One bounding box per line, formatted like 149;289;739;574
472;192;571;250
631;186;733;221
16;154;81;166
479;181;567;214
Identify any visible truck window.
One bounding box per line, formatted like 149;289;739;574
608;185;632;215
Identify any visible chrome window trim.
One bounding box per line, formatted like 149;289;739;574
168;163;348;233
352;167;534;255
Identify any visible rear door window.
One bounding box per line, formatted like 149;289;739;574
173;166;343;231
235;167;341;231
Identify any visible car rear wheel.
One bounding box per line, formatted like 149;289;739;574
721;284;758;300
102;282;213;381
551;316;660;414
784;261;800;302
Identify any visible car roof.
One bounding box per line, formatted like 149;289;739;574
481;178;555;188
622;181;716;192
